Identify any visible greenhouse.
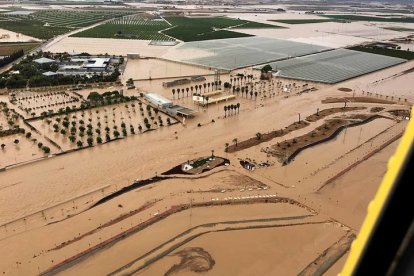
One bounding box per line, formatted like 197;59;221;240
173;37;330;70
262;49;406;84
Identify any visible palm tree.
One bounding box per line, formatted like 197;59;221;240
225;142;229;151
172;89;176;99
224;106;228;117
207;83;211;92
195;85;198;94
203;83;207;93
205;96;209;108
186;87;189;97
236;103;240;114
14;139;19;145
190;86;194;95
177;88;180;99
1;144;5;150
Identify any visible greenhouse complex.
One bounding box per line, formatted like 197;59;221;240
164;37;407;84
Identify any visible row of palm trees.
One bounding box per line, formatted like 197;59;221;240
171;80;223;99
224;103;241;117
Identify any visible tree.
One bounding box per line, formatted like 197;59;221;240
42;146;50;154
97;136;102;144
113;130;120;138
236;103;240;113
232;138;238;147
172;89;175;99
25;132;32;138
225;143;229;151
224;106;228;117
256;132;262;140
1;144;5;150
76;140;83;148
261;64;272;73
69;135;76;143
87;137;93;146
14;139;19;145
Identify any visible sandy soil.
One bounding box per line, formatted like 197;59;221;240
122;58;215;81
306;139;400;230
0;28;40;43
44;37;173;57
140;223;347;276
0;13;412;275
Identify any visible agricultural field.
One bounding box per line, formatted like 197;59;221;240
73;14;174;41
0;10;136;40
74;15;281;42
0;42;40;55
29;97;176;151
349;46;414;60
163;16;279;42
10;91;83;118
268;19;339;24
0;102;58;168
382;27;414;32
323;14;414;23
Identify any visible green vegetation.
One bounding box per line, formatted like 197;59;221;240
73;14;173;41
323;14;414;23
349;46;414;60
74;15;281;42
268;19;338;24
0;52;121;89
163;16;272;41
382;27;414;32
0;10;135;39
0;42;40;56
0;19;69;40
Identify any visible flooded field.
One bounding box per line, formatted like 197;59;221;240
29;101;176;151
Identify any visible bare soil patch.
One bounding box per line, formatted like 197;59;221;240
370;107;385;113
306;107;366;122
165;247;215;276
226;120;310;153
264;114;384;164
322;96;395;105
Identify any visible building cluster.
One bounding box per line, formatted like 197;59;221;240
34;55;121;77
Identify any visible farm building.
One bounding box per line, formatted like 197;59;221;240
144;93;196;117
56;56;117;76
84;57;110;71
162;78;191;88
144;93;173;108
34;57;56;65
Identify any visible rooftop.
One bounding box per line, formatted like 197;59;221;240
34;57;56;64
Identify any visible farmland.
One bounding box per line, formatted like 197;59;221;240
73;14;174;41
163;16;278;42
73;15;281;42
349;46;414;60
323;14;414;23
268;19;339;24
0;10;135;40
0;42;40;55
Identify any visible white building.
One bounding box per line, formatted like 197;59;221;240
144;93;173;108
